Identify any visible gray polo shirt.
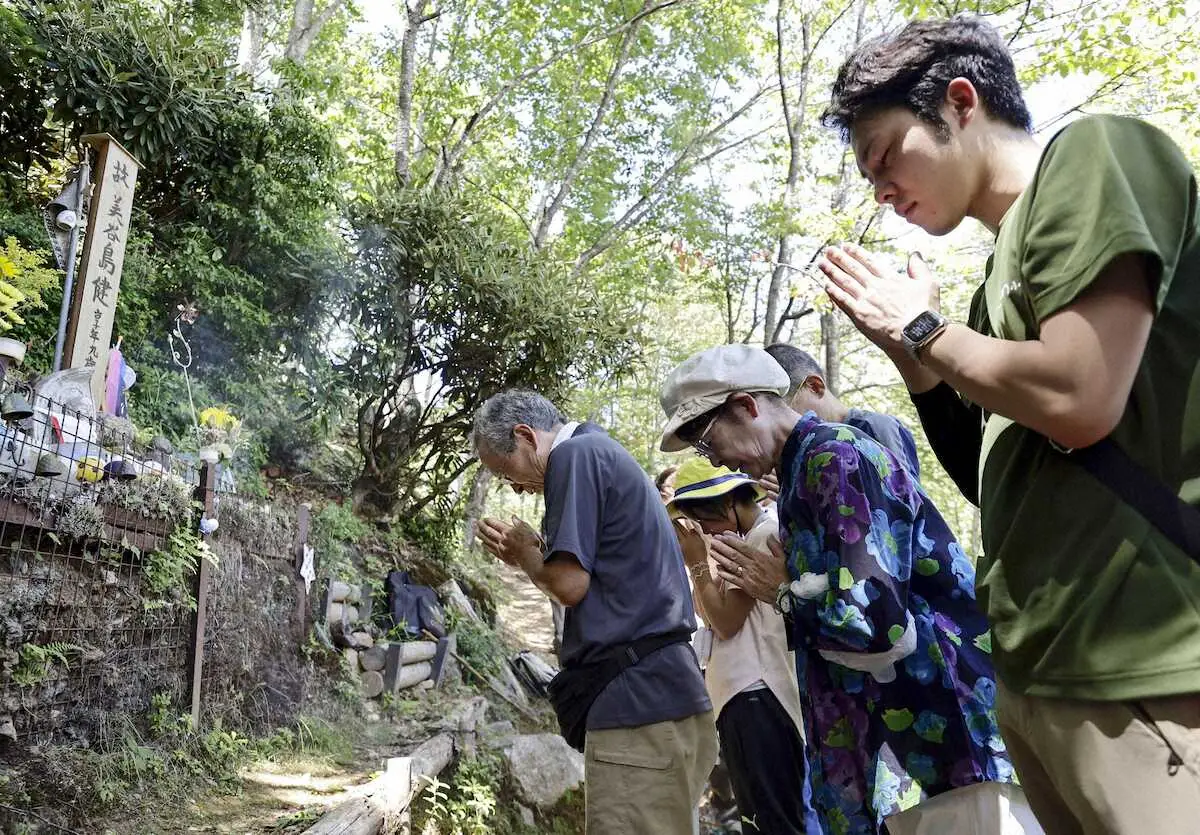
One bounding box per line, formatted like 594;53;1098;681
542;423;711;729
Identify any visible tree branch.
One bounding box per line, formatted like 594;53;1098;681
433;0;686;189
571;84;772;276
533;0;652;247
285;0;348;63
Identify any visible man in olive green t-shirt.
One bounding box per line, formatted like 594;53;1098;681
814;16;1200;835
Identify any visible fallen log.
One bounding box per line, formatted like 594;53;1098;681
382;642;438;691
396;641;437;663
394;661;433;692
304;733;454;835
328;581;361;604
361;670;385;699
360;646;387;672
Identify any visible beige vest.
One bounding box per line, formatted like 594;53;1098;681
703;509;804;736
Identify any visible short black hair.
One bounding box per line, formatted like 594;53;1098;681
823;16;1032;141
765;344;824;398
655;466;679;491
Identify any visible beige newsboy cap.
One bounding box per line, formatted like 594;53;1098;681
659;344;790;452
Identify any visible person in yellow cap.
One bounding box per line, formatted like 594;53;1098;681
668;456;815;835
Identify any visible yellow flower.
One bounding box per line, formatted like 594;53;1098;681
198;406;239;432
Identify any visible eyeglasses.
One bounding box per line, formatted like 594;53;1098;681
677;407;723;461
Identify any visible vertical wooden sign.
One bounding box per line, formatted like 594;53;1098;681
62;134;140;404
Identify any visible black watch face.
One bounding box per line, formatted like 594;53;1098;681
905;311;941;341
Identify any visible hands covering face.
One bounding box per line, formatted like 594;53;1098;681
708;534;789;604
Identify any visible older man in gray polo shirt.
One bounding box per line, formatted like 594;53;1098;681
472;389;717;835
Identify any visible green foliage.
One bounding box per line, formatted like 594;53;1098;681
255;715;354;765
415;748;584;835
9;642;80;687
419;751;503;835
310;501;371;580
143;526;216;611
147;691;187;739
323;188;634;517
96;474;197;529
24;0;241;167
396;506;463;572
0;5;53;193
55;499;105;541
83;713;251;809
0;236;58;310
449;610;508;682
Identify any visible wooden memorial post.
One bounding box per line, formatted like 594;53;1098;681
62;134;141;404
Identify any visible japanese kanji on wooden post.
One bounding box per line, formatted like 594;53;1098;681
62;134;141;403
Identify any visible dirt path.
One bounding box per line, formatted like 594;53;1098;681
493;562;556;658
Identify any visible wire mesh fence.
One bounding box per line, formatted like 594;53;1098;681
199;491;311;731
0;380;204;748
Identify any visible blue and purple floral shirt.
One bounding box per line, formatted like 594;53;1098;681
778;413;1013;834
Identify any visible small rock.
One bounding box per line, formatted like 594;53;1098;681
0;715;16;742
350;631;374;649
503;733;584;810
151;435;174;454
481;720;516;750
102;570;119;586
446;696;489;734
416;680;434;691
518;804;535;828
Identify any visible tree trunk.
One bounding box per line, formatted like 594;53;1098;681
304;734;454;835
532;0;650;247
821;309;839;393
285;0;348;64
395;0;431;186
460;467;492;550
237;6;265;76
764;1;809;345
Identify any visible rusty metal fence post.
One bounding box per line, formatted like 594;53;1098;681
187;462;216;728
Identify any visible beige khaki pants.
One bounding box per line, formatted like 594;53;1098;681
884;782;1044;835
584;710;719;835
997;678;1200;835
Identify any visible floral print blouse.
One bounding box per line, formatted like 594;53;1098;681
778;413;1014;834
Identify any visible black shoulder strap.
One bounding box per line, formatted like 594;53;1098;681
1070;438;1200;559
609;629;691;673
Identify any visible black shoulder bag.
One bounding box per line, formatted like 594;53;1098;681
547;630;690;752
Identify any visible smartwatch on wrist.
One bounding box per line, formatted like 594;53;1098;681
901;310;948;361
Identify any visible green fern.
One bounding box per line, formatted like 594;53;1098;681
10;642;82;686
